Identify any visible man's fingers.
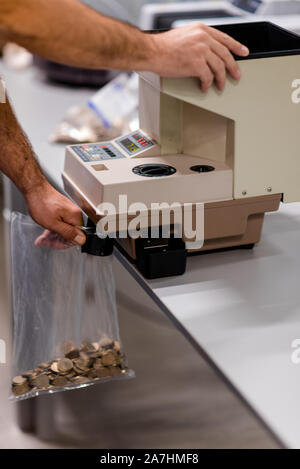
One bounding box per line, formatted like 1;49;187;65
60;202;86;245
35;230;51;248
25;183;87;248
206;25;249;57
206;51;226;91
194;24;248;90
209;38;241;81
53;221;86;246
197;61;214;92
35;230;74;250
62;202;84;227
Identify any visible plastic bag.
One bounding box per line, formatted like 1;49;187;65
49;105;125;144
10;213;134;400
50;73;139;144
87;73;138;129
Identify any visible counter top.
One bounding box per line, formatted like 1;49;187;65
3;62;300;448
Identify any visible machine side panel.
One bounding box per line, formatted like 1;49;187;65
139;77;182;155
161;57;300;202
160;93;183;155
234;55;300;202
182;103;230;165
139;78;161;143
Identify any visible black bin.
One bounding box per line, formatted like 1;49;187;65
214;21;300;59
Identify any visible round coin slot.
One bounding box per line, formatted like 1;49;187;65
132;164;176;177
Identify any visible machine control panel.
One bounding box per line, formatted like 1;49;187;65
71;142;125;163
116;131;154;156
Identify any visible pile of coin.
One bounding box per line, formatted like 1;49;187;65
12;337;127;397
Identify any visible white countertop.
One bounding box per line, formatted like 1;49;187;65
149;203;300;448
3;63;300;448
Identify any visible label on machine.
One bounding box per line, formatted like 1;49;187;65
71;142;126;162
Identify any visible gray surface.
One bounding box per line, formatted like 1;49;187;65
3;66;92;189
148;205;300;448
0;181;277;448
115;205;300;449
0;63;284;448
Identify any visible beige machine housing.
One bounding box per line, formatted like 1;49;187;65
63;22;300;277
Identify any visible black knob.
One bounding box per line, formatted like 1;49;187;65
81;227;113;256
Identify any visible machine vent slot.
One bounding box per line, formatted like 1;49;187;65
190;165;215;173
132;164;176;178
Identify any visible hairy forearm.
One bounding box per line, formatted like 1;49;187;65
0;97;46;196
0;0;156;71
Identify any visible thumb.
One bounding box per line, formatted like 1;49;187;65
55;222;86;246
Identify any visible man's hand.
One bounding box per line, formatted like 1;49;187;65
0;2;248;92
35;230;74;250
0;95;86;249
149;23;249;92
25;182;86;247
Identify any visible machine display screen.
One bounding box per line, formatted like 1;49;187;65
133;133;150;147
119;138;139;154
116;131;154;155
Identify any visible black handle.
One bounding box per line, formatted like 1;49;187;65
81;221;114;257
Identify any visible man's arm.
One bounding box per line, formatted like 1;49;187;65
0;95;86;246
0;0;249;91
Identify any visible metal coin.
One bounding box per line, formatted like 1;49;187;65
12;376;28;386
57;358;73;374
61;341;75;356
99;336;114;350
101;350;116;367
32;373;50;389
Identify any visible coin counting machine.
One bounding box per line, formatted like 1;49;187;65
63;22;300;279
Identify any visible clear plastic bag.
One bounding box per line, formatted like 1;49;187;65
50;73;139;144
10;212;134;400
49;105;125;144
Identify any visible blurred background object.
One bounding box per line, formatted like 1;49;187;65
139;0;300;33
2;44;33;70
50;73;139;144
